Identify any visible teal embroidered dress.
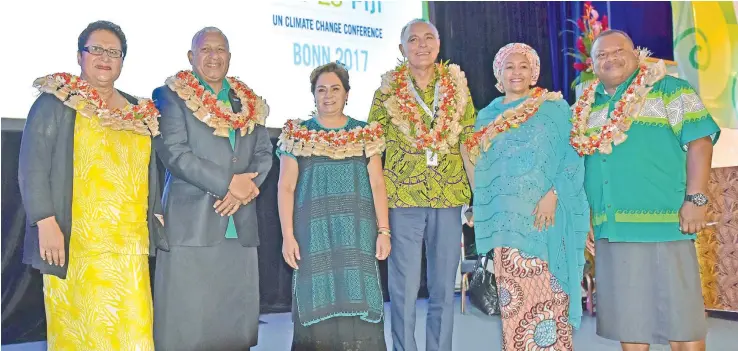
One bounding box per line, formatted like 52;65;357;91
278;117;386;350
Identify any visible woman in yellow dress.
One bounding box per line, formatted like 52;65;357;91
18;21;165;350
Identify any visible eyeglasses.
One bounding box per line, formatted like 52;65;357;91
82;45;124;59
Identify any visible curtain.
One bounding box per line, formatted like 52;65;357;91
429;1;580;107
427;1;673;108
608;1;674;60
2;130;47;344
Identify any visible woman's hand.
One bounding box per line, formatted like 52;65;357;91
375;235;391;260
282;235;301;269
533;189;557;231
38;217;65;266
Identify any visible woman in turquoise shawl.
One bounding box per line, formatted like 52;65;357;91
465;43;589;350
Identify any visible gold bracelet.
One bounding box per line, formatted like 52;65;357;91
378;229;391;238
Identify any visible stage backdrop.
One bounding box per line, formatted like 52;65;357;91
0;0;423;128
673;1;738;168
672;1;738;312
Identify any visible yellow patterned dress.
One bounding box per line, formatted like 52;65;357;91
43;111;154;351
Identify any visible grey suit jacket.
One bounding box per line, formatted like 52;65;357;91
19;91;166;279
152;85;273;248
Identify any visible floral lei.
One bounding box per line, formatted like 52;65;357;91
465;87;563;164
570;49;666;156
33;73;160;136
165;70;269;137
277;116;385;160
379;61;469;154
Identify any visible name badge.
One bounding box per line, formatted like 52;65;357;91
426;149;438;167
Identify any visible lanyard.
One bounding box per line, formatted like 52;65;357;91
407;73;440;120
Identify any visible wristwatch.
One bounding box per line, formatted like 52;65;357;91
685;193;709;207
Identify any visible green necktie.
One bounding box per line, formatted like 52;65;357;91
224;106;238;239
193;73;237;239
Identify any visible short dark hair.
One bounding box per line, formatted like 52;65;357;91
310;62;351;94
78;21;128;59
591;29;635;56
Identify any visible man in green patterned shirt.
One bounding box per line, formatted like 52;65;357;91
368;19;475;351
576;30;719;351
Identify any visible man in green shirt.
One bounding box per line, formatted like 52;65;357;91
368;19;475;351
575;30;719;351
152;27;273;351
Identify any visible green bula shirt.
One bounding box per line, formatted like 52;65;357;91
194;72;238;239
367;66;477;209
584;69;720;243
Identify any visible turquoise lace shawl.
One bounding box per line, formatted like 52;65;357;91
473;95;590;329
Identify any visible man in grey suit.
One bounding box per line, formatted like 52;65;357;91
152;27;273;351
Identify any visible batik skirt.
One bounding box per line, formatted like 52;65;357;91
493;247;573;351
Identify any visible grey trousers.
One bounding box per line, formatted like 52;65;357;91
388;207;462;351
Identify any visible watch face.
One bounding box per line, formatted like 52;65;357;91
691;193;708;206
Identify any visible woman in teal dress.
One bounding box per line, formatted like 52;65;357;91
465;43;590;350
276;62;391;350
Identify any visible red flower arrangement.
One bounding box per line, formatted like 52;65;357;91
566;1;609;89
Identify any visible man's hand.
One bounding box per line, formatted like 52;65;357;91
214;192;242;216
241;187;260;205
679;201;708;234
229;172;259;202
